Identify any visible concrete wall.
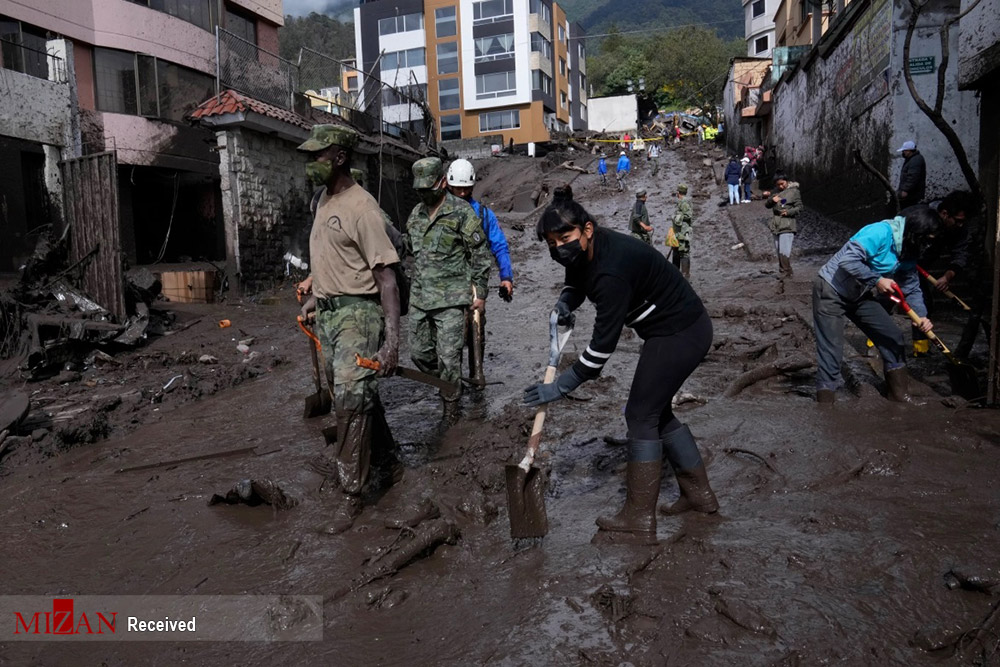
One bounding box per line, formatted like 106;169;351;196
101;113;219;174
0;68;75;148
587;95;637;134
957;0;1000;88
771;0;979;224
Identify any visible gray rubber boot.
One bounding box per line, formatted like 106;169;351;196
659;425;719;515
595;439;662;535
885;367;921;404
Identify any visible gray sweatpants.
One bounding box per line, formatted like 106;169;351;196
812;276;907;391
774;232;794;259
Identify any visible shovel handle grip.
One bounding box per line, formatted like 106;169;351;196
297;316;321;351
917;265;972;311
893;291;952;354
356;354;381;371
519;364;557;471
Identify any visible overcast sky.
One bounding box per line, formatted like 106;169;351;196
283;0;356;18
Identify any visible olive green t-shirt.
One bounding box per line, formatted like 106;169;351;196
309;183;399;298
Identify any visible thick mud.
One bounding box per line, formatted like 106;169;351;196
2;145;1000;665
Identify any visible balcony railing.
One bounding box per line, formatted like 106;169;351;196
0;38;67;84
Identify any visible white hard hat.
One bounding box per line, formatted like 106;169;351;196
446;159;476;187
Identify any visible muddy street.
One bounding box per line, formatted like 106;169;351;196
3;147;1000;666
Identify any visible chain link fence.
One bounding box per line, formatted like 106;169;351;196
217;28;297;109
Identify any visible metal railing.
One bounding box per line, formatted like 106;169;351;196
0;38;67;84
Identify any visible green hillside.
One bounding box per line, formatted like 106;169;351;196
559;0;745;41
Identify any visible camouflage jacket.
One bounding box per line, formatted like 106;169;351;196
672;199;693;251
405;192;492;310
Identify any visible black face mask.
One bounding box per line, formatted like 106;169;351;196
549;240;586;268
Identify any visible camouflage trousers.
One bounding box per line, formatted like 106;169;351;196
315;298;391;495
631;231;652;245
315;299;384;414
409;305;465;393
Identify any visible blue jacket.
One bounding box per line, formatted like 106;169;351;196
470;199;513;281
597;158;607;175
818;217;926;316
724;161;741;185
616;155;630;173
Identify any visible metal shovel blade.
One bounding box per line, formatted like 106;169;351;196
505;462;549;538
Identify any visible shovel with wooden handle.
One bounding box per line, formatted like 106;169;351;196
916;265;971;311
469;285;486;387
505;310;573;539
297;315;332;418
889;285;980;398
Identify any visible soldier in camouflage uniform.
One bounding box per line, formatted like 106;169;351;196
629;190;653;244
296;124;403;534
405;157;492;418
671;183;693;279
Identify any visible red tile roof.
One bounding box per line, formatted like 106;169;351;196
189;89;313;130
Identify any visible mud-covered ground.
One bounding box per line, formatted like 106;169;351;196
2;145;1000;666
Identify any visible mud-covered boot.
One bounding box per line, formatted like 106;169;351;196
659;425;719;515
885;367;922;404
778;254;793;277
320;493;362;535
596;439;662;535
816;389;835;404
334;410;373;496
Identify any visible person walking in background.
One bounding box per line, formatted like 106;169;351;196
616;150;631;192
597;153;608;187
896;140;926;210
671;184;693;278
629;190;654;244
740;157;753;203
674;125;682;145
763;173;803;277
648;142;661;177
697;125;705;145
623;132;632;152
725;156;741;206
812;207;940;404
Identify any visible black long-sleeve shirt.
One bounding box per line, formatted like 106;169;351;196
557;229;706;380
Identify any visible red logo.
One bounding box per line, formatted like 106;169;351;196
14;598;116;635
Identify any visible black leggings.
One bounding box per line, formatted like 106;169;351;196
624;310;713;440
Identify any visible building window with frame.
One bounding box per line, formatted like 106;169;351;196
559;57;565;76
530;32;552;60
378;12;423;36
346;75;358;92
479;109;519;132
560;90;566;108
437;41;458;74
435;6;456;38
0;17;54;81
94;47;137;114
475;33;515;62
438;78;460;110
441;114;462;140
225;6;256;44
531;69;552;94
382;47;425;71
94;46;213;121
581;104;587;121
558;24;565;42
125;0;216;33
578;42;585;60
473;0;513;25
754;35;768;54
475;70;517;99
752;0;766;17
528;0;551;23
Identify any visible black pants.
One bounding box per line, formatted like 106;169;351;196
624;310;713;440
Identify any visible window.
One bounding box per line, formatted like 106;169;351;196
225;6;256;44
439;78;460;110
528;0;551;23
475;33;515;62
382;83;426;106
752;0;766;17
382;47;425;71
479;109;520;132
560;90;566;108
473;0;513;24
578;43;585;60
476;70;517;99
581;104;587;121
580;73;587;93
530;32;552;60
437;41;458;74
435;7;456;37
558;57;565;76
531;69;552;94
754;35;768;54
378;12;423;36
94;47;213;120
441;114;462;140
0;17;55;81
346;75;358;92
558;25;565;42
125;0;216;33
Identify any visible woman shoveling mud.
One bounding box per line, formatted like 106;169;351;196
523;186;719;539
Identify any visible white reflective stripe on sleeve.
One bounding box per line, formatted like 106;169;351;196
579;355;604;369
627;303;656;325
585;346;612;359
